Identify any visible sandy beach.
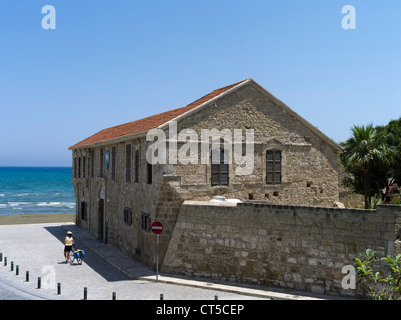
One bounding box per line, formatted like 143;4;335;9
0;213;75;225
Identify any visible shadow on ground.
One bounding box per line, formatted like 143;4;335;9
43;225;130;282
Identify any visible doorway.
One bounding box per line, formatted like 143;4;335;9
97;198;104;241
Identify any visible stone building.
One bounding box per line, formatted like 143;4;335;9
69;78;343;268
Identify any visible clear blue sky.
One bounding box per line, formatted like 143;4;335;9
1;0;400;166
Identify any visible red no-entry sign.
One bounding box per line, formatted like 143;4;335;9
151;221;164;283
151;221;164;235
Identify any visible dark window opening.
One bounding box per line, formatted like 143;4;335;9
141;212;151;232
124;207;132;226
81;201;87;221
134;150;139;183
147;162;152;185
126;144;131;183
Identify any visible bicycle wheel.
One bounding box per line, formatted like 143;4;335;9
69;250;75;263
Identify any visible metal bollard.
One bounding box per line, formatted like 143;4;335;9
215;295;218;300
16;265;19;276
10;261;14;272
4;257;7;266
160;293;164;300
57;283;61;295
37;277;41;289
26;271;29;282
0;253;2;262
83;287;87;300
112;292;116;300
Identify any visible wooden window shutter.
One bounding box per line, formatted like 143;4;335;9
220;164;229;185
266;151;273;184
220;148;229;185
211;164;220;186
274;150;282;184
211;148;229;186
266;150;281;184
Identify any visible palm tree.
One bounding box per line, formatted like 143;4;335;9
340;124;395;209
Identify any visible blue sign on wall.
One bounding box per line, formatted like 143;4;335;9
106;150;110;169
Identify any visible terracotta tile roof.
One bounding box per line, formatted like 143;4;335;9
69;79;249;149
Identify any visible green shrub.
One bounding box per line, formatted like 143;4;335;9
355;249;401;300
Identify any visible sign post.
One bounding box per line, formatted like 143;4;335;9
151;221;164;283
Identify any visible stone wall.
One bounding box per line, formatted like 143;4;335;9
162;202;399;297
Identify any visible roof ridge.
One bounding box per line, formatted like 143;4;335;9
175;78;250;110
164;78;250;113
69;79;250;149
215;78;251;90
104;79;250;130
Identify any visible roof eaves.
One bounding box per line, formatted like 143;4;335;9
68;79;251;150
68;129;149;150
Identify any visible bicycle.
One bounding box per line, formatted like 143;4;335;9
69;245;85;265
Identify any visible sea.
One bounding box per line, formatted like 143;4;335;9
0;167;75;215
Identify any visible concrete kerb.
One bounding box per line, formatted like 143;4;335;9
61;224;346;300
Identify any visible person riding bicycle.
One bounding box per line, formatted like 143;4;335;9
64;231;75;263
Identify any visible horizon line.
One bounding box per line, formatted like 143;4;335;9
0;165;72;168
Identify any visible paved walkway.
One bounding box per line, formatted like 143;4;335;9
0;222;344;300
